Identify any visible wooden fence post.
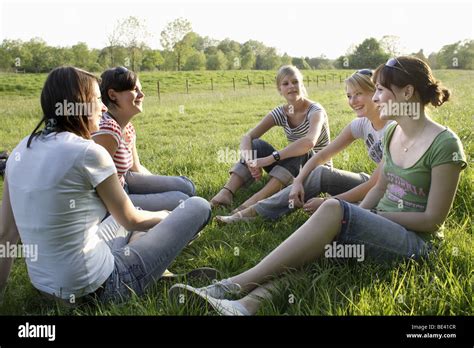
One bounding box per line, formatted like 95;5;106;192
157;81;161;102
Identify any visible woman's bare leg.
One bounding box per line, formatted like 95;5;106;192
210;173;245;206
233;177;283;212
229;199;343;293
236;279;281;315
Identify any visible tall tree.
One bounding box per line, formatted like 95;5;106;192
160;18;193;71
379;35;403;57
109;16;150;70
348;38;390;69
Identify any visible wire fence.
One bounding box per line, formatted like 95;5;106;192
155;73;351;101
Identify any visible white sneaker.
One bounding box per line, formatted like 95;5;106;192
169;278;241;300
168;284;249;316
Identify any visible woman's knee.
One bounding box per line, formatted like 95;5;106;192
319;198;342;214
179;176;196;196
183;196;211;213
251;138;274;157
186;196;212;226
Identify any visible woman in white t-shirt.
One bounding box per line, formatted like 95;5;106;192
0;67;211;304
217;69;392;223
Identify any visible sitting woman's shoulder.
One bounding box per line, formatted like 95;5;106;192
428;124;467;169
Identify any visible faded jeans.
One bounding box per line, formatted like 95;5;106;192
96;196;211;303
254;165;370;220
125;171;196;211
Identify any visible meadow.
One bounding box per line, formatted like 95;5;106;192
0;69;472;315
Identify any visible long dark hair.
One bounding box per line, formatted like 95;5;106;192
27;66;100;148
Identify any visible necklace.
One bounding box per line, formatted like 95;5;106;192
400;122;427;152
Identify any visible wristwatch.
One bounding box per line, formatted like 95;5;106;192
272;151;280;162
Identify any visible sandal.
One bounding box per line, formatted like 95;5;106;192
210;186;234;208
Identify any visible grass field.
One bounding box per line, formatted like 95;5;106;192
0;69;472;316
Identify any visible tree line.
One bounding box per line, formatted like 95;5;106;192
0;17;472;73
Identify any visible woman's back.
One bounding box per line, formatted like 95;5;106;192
6;131;116;299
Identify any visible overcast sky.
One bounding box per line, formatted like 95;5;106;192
0;0;472;58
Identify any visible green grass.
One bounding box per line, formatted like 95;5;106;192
0;70;472;316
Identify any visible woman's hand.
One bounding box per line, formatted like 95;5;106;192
288;181;305;208
246;159;263;180
254;155;275;169
155;210;171;222
302;197;326;215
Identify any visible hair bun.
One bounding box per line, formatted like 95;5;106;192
427;81;450;107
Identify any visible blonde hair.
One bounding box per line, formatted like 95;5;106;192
345;71;375;93
276;65;308;97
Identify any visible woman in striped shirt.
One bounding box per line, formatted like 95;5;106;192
93;67;196;212
210;65;331;212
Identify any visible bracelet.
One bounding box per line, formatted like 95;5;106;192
370;208;378;215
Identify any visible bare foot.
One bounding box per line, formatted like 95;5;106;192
216;206;257;225
210;188;233;207
231;205;248;214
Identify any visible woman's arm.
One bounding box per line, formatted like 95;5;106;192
240;113;275;160
359;160;388;210
93;134;119;159
278;110;327;160
96;174;168;231
288;123;355;207
0;177;20;296
335;161;382;202
294;124;355;185
254;110;328;169
130;142;152;174
378;164;463;233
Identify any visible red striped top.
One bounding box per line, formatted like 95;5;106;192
93;113;136;186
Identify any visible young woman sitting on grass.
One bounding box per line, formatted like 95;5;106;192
210;65;331;213
93;67;196;212
169;56;467;316
0;67;211;305
216;69;393;224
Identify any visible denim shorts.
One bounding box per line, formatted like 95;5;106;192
334;199;433;262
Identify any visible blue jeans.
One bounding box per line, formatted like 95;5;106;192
96;197;211;303
125;171;196;211
335;199;433;262
230;139;315;186
255;165;370;220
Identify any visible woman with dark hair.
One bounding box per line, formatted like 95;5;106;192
93;67;196;212
0;66;211;304
169;56;467;316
